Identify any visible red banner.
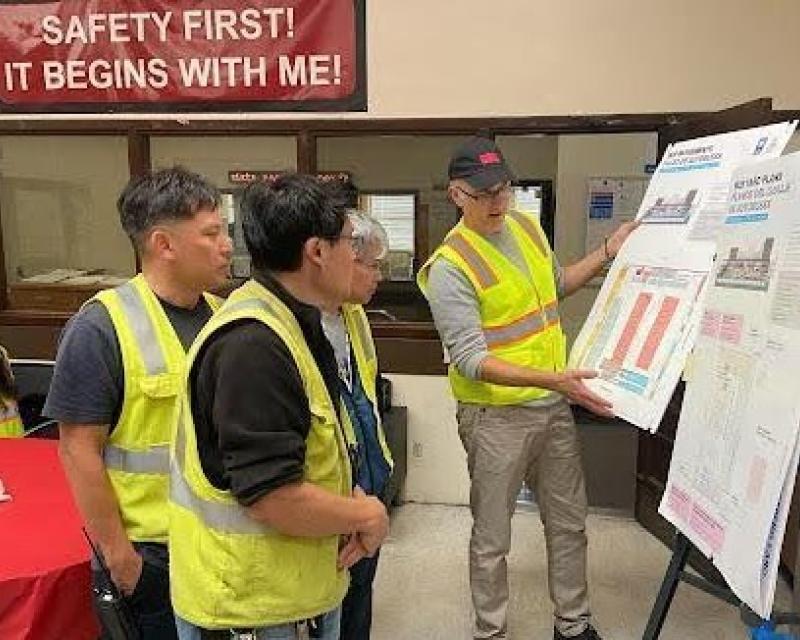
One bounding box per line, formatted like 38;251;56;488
0;0;365;112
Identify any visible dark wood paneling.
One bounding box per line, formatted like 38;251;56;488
374;335;447;375
371;321;438;340
0;111;713;136
657;98;773;160
0;310;73;326
577;418;637;512
297;131;317;174
0;324;63;359
0;312;446;374
127;130;151;177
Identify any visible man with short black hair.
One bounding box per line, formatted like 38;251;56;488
419;136;638;640
170;174;389;640
46;166;232;639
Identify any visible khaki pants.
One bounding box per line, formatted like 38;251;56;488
457;399;590;639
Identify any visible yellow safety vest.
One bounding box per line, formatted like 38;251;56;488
0;345;23;438
93;274;221;542
170;279;352;629
341;303;393;470
0;399;23;438
418;210;566;406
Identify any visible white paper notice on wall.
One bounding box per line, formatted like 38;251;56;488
585;176;649;257
513;185;542;217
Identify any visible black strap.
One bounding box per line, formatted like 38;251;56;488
199;631;232;640
197;614;326;639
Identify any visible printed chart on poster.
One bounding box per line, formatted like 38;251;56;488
570;264;707;428
659;151;800;618
570;120;798;431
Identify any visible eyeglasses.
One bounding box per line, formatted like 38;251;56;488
455;182;513;203
356;258;382;272
330;233;363;254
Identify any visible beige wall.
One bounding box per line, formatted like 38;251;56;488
4;1;795;123
370;0;800;116
386;373;470;505
0;136;133;280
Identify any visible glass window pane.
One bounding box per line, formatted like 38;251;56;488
317;135;468;265
361;193;416;281
363;193;415;252
0;135;134;309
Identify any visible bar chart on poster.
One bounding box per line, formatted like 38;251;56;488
570;120;798;432
570;264;707;429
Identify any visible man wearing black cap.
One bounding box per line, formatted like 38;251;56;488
418;135;637;640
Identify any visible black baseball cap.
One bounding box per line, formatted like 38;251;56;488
448;136;516;190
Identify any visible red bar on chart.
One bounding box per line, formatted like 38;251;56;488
611;292;652;364
636;296;679;370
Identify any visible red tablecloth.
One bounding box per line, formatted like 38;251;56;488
0;439;99;640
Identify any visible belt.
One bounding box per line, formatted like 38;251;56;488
198;615;324;640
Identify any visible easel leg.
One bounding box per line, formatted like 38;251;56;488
643;533;693;640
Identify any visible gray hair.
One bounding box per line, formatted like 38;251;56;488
348;211;389;262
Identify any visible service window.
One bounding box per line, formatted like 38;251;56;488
0;135;133;311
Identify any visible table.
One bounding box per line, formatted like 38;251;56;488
0;438;99;639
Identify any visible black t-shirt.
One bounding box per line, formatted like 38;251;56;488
189;272;341;507
44;295;213;429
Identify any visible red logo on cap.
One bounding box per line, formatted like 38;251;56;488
479;152;501;165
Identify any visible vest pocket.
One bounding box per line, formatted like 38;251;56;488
305;411;345;490
139;373;180;399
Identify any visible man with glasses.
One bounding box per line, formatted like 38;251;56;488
169;174;389;640
418;136;637;640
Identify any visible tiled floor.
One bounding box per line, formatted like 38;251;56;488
372;504;795;640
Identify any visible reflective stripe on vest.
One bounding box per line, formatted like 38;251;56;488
444;233;499;289
422;213;565;406
506;210;547;257
171;408;268;535
103;280;170;473
115;281;168;375
105;444;170;474
349;311;376;363
484;301;560;349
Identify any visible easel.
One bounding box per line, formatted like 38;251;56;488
643;531;800;639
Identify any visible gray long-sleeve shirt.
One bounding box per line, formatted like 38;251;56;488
426;225;564;381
